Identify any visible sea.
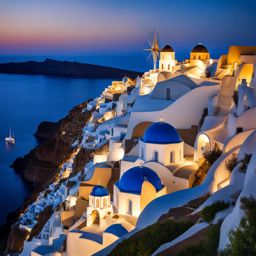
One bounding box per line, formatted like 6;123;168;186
0;73;117;225
0;53;150;225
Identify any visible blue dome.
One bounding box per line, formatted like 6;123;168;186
116;166;163;194
91;185;109;197
142;122;182;144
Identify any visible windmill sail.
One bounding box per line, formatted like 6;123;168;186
144;31;160;70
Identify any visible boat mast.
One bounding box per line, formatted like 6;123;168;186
9;127;13;138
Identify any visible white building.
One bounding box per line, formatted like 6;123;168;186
159;44;176;72
114;166;167;217
139;121;184;165
121;121;195;193
87;185;113;226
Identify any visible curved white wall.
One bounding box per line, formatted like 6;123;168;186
151;82;191;100
144;162;189;193
126;85;219;139
236;106;256;130
237;130;256;159
224;129;254;154
219;148;256;250
227;107;256;136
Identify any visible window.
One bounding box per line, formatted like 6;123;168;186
166;88;171;100
127;200;133;215
154;151;159;162
96;199;100;208
103;198;107;208
170;151;174;163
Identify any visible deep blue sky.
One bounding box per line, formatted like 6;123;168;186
0;0;256;70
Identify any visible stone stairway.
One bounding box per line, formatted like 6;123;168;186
216;75;236;115
215;68;230;80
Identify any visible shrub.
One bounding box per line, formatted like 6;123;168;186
201;201;229;223
232;90;238;107
199;108;208;129
239;153;252;172
110;219;193;256
193;160;210;186
178;223;221;256
193;144;223;186
178;244;205;256
204;144;222;165
225;153;238;172
223;196;256;256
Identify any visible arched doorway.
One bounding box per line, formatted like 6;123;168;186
197;134;210;160
92;210;100;225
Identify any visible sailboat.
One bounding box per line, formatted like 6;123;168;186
5;127;15;144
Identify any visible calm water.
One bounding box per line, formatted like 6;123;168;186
0;74;112;224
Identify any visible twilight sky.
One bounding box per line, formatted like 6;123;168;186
0;0;256;69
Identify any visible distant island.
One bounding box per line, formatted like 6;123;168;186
0;58;141;78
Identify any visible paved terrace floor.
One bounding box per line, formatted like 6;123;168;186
167;156;198;179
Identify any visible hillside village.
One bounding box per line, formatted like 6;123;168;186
8;44;256;256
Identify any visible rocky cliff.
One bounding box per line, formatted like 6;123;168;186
4;100;94;254
34;121;61;142
12;100;92;184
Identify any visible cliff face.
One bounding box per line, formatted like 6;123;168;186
34;121;61;142
12;100;92;184
5;101;93;254
6;225;30;254
72;147;94;176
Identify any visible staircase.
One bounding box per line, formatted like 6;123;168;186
216;75;236;115
215;68;230;80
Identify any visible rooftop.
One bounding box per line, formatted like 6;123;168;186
116;166;164;194
91;185;109;197
191;43;209;53
142;121;182;144
161;44;174;52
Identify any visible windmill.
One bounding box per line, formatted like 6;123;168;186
144;31;160;70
